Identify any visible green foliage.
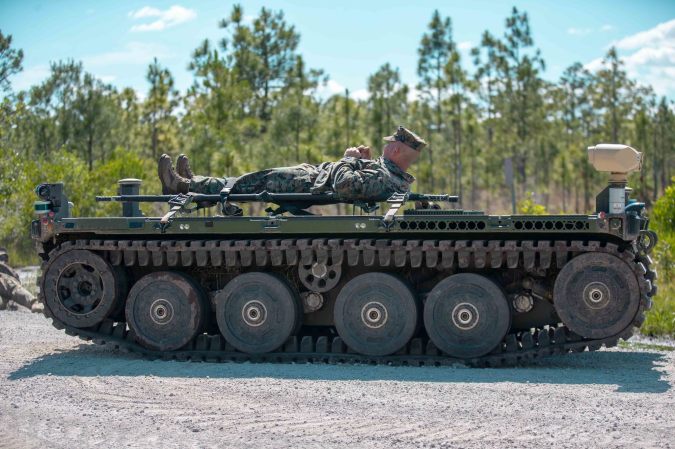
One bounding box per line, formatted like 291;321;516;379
0;147;159;265
643;231;675;337
0;30;24;93
643;274;675;337
652;178;675;235
517;192;547;215
643;183;675;337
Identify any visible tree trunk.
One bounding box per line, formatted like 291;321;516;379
87;131;94;171
151;122;158;160
583;163;591;213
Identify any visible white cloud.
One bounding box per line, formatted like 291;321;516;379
601;24;614;32
315;79;368;100
624;46;675;67
583;56;604;72
325;79;346;95
618;20;675;96
129;6;161;19
567;27;593;36
128;5;197;32
586;19;675;97
10;64;50;91
407;85;421;102
351;89;368;101
457;41;473;51
83;42;172;66
614;18;675;50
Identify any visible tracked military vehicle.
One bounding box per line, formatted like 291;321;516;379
31;144;657;366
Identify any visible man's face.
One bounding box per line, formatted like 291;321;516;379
399;143;421;164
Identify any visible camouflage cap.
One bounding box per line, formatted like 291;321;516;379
383;126;427;151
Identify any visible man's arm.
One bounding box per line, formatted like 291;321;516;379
331;160;390;201
343;145;372;160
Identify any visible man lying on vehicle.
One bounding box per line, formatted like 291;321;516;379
158;126;426;207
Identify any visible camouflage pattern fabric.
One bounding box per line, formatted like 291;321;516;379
0;261;19;281
383;126;427;151
0;272;36;312
189;156;415;201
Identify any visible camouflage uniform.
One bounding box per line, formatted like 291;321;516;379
0;249;40;313
158;126;426;202
189;156;416;201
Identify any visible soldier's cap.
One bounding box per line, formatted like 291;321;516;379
383;126;427;151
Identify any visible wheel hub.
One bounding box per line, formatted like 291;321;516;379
57;263;102;312
298;261;342;293
149;298;174;325
582;282;610;309
242;300;268;327
360;301;388;329
512;294;534;313
451;302;480;330
311;263;328;279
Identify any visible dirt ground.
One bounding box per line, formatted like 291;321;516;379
0;311;674;449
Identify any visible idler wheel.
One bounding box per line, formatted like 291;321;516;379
553;252;640;339
214;272;301;354
125;271;207;351
334;273;418;356
298;260;341;293
424;273;510;358
43;250;126;328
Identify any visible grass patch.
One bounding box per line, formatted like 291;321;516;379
643;280;675;338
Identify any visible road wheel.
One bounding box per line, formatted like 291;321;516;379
424;273;510;358
125;271;207;351
334;273;418;356
43;250;126;328
553;252;640;339
214;272;301;354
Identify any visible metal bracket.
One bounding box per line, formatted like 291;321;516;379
219;178;238;215
159;193;197;232
355;201;379;214
383;192;408;225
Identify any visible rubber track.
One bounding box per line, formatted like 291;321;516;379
38;238;657;367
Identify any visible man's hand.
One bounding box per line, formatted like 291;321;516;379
343;145;372;159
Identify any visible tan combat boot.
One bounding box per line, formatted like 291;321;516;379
158;154;190;195
31;301;44;314
176;154;194;179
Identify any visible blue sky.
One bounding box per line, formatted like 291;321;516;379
2;0;675;100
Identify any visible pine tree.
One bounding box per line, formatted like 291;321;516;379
0;30;23;93
143;58;178;159
366;63;408;147
417;10;455;191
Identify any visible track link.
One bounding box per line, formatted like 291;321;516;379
38;238;656;367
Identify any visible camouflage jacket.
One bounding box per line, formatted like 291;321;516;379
311;156;415;201
0;262;19;282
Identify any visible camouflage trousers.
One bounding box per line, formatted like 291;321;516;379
0;273;36;312
189;164;320;195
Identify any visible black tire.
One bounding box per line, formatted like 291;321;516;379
42;250;126;328
553;252;640;339
424;273;510;358
125;271;207;351
334;273;418;356
214;272;301;354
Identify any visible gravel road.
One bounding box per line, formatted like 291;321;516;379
1;310;674;449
